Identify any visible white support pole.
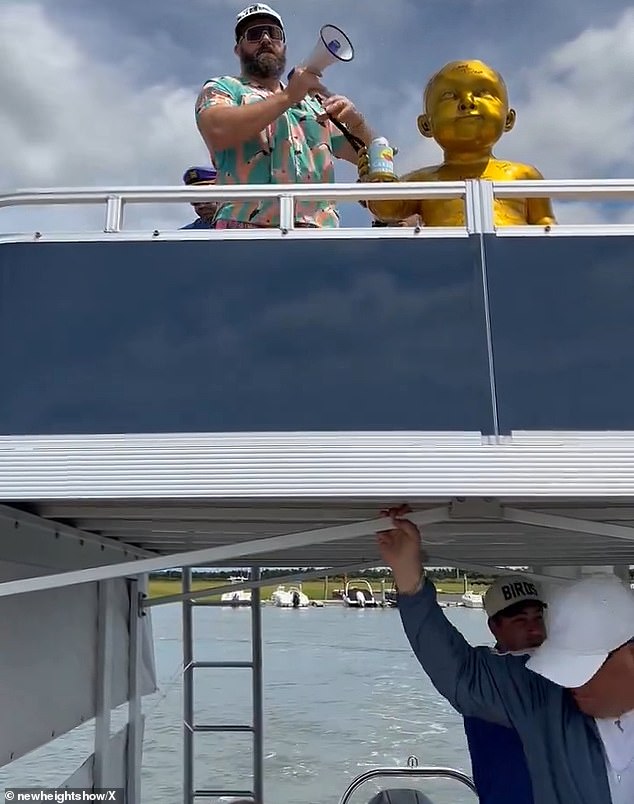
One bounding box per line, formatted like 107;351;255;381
0;507;451;598
182;568;194;804
94;580;115;788
250;567;264;804
126;576;145;804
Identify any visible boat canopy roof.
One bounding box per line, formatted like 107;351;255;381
0;430;632;596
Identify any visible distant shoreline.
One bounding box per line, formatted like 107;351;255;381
146;577;487;602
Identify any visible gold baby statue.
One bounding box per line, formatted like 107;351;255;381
359;60;556;227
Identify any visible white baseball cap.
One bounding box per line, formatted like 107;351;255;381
235;4;284;39
483;575;545;618
525;574;634;688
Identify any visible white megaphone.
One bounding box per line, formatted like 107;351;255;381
300;24;354;75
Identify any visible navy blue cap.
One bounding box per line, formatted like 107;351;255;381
183;166;217;185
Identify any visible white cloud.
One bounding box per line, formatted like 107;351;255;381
0;2;211;230
0;4;211;186
501;8;634;184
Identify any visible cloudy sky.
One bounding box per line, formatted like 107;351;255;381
1;0;633;230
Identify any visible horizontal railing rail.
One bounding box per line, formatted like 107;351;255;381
0;180;469;237
0;181;468;207
0;179;633;237
491;178;634;199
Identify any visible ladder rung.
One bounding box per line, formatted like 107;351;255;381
192;661;253;669
194;790;254;799
193;724;254;733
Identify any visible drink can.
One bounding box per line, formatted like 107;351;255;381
367;137;395;179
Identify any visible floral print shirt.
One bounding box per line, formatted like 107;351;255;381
195;76;349;227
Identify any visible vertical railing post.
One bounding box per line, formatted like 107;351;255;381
251;567;264;803
104;195;124;232
94;579;114;787
182;568;194;804
278;195;294;233
126;576;145;804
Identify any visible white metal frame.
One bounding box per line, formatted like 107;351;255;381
0;491;631;598
0;508;450;597
126;576;146;804
94;580;115;788
1;432;634;588
0;181;469;240
1;179;634;241
0;503;155;568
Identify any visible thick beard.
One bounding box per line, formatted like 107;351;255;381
241;47;285;80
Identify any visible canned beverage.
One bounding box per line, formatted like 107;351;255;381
367;137;395;180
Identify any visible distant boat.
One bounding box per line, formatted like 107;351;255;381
461;574;484;608
461;591;484;608
270;584;309;608
220;575;252;607
342;579;379;608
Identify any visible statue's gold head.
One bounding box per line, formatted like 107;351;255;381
417;60;516;152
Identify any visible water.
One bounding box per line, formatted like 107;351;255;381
0;605;493;804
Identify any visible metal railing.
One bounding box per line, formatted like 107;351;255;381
0;181;468;235
1;178;634;239
338;764;478;804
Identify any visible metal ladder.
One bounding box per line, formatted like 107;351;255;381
182;567;264;803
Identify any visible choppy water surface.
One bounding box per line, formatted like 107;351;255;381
1;604;493;804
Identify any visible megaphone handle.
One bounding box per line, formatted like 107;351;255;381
314;93;366;154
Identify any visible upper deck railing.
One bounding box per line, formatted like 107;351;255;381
1;178;634;240
1;176;634;437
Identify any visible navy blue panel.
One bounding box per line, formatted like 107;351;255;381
0;238;494;434
485;235;634;431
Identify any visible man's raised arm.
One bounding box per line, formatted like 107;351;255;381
377;506;547;724
195;68;328;152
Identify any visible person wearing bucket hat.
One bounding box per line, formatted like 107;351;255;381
194;4;374;229
376;506;634;804
180;165;219;229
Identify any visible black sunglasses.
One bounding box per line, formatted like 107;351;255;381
242;24;284;43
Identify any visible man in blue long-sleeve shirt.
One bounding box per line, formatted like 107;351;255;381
463;575;547;804
377;505;634;804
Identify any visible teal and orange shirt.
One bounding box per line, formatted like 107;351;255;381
195;76;350;227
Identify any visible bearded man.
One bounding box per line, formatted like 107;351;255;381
194;4;374;228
